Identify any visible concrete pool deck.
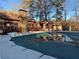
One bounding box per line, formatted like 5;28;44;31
1;31;79;59
7;31;79;37
0;35;57;59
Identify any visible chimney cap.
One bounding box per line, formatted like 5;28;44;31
19;9;27;12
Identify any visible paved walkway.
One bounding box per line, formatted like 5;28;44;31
0;35;57;59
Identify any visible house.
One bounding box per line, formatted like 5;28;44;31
53;22;62;31
0;10;25;34
27;20;63;32
68;21;79;31
0;18;3;33
28;20;41;31
39;20;49;31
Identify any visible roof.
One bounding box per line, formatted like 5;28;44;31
69;16;79;22
0;10;20;21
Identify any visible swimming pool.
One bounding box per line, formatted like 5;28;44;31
11;32;79;59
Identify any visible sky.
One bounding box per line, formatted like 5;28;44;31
0;0;79;20
0;0;21;11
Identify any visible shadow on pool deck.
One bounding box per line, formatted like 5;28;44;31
11;33;79;59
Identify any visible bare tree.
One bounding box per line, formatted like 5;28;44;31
63;0;66;21
75;0;78;21
21;0;65;21
51;0;65;21
28;0;53;20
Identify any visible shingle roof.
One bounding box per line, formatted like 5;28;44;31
0;10;20;21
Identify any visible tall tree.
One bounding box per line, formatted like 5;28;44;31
64;1;66;21
29;0;53;20
51;0;65;21
21;0;65;21
75;0;78;21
